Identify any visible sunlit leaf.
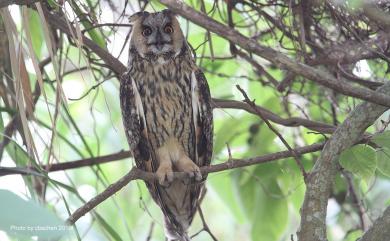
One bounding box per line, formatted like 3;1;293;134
232;170;259;220
26;9;44;58
251;179;288;241
213;116;250;155
344;230;363;241
208;172;246;223
377;147;390;177
0;189;68;240
339;145;377;179
70;1;106;49
372;130;390;148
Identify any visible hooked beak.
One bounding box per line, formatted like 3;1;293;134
155;30;164;50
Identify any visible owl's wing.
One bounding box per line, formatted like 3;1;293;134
192;69;213;168
120;71;150;169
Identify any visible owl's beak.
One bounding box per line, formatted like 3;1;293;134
156;43;164;51
156;30;164;51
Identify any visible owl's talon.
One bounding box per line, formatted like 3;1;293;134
156;164;173;187
176;157;202;184
189;165;202;181
181;171;200;184
194;170;202;181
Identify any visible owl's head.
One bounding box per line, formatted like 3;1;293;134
129;10;185;60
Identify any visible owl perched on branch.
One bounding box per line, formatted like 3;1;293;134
120;10;213;241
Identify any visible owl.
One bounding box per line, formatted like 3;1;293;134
120;10;213;241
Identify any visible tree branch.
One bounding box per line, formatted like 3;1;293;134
159;0;390;107
0;150;131;176
297;82;390;241
43;150;131;172
359;206;390;241
33;3;387;141
20;3;390;237
213;99;336;133
29;1;390;107
236;85;307;179
66;142;325;224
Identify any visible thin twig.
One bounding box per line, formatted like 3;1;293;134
213;99;336;134
81;23;132;34
236;85;308;180
342;171;367;230
159;0;390;107
0;150;131;176
196;206;218;241
145;222;155;241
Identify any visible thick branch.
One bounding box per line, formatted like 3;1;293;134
31;1;390;107
363;2;390;29
67;167;140;224
359;206;390;241
159;0;390;107
33;3;382;137
67;142;325;224
308;32;390;66
297;82;390;241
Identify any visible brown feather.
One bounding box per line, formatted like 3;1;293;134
120;10;213;241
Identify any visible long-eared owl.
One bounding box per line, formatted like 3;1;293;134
120;9;213;241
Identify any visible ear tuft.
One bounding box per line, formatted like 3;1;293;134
128;11;150;24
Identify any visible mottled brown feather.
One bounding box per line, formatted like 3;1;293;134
120;10;213;241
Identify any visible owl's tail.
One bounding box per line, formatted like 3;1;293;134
164;215;191;241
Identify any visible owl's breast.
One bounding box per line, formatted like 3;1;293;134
138;69;195;153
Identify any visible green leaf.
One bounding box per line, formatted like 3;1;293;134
232;164;289;241
0;189;68;240
232;171;259;220
377;147;390;177
208;171;246;223
94;214;124;241
213;117;251;155
0;114;37;199
0;113;34;167
48;180;123;241
27;9;44;58
372;130;390;148
339;145;377;179
344;230;363;241
70;1;106;49
251;180;288;241
245;122;276;157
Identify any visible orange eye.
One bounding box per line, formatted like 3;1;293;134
142;27;152;36
164;24;173;34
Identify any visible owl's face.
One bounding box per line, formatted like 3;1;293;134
129;10;185;59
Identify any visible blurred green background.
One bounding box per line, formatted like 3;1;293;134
1;0;390;241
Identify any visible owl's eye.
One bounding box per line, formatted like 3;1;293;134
142;27;152;36
164;24;174;34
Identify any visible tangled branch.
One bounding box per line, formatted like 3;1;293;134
1;0;390;240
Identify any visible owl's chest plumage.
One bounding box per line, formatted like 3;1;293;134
130;57;195;156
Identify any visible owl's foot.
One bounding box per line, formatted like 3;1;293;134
156;162;174;187
175;155;202;182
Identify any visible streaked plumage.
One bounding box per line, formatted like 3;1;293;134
120;10;213;241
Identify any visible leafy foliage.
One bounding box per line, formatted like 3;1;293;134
339;145;377;180
0;1;389;241
0;189;68;240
